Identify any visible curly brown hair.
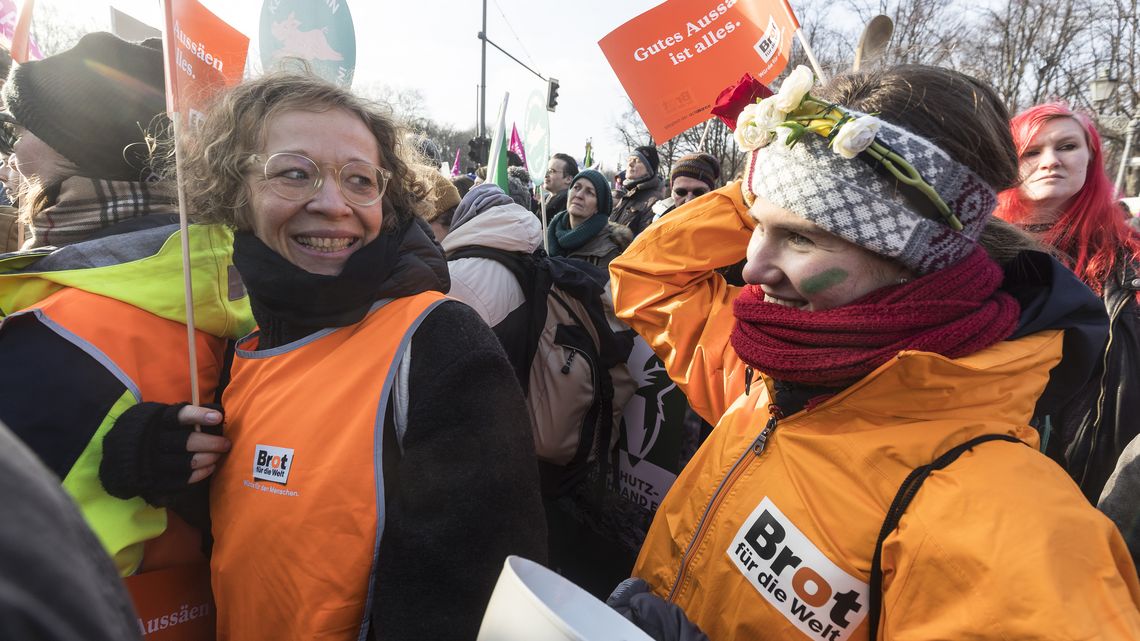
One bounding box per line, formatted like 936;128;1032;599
179;72;429;231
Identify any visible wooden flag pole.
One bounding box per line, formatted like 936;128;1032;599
160;0;199;409
171;115;200;407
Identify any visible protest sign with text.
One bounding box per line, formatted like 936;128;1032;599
599;0;798;142
161;0;248;121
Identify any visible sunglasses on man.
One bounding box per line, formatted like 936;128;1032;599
673;187;708;198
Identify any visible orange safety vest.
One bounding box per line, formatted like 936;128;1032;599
22;287;228;640
210;292;446;641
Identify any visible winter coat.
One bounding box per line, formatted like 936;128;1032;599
0;421;141;641
1059;258;1140;502
0;219;253;576
442;201;543;326
609;182;1140;640
565;221;633;271
611;175;664;237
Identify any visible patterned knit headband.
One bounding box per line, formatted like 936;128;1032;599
746;115;996;274
737;66;997;274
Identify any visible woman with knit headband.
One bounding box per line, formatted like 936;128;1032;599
606;65;1140;639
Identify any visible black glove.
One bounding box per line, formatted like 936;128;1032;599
99;401;223;506
607;578;711;641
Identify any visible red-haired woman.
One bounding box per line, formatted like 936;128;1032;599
996;102;1140;508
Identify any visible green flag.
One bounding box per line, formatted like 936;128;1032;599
486;93;510;192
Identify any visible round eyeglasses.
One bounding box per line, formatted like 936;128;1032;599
253;152;392;207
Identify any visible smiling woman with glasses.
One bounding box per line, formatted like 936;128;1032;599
107;72;547;641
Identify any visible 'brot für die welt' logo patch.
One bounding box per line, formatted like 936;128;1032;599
727;497;869;641
252;444;294;485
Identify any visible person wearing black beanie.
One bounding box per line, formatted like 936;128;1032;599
2;31;173;248
547;168;632;269
611;145;665;238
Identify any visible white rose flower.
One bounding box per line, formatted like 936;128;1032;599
773;65;814;113
733;98;784;151
830;115;882;159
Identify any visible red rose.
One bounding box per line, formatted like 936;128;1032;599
710;73;774;130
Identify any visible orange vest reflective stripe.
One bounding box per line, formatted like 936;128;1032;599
30;288;226;408
211;292;446;641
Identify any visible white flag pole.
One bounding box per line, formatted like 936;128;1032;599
794;29;828;84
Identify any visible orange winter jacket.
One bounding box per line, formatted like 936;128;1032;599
609;183;1140;641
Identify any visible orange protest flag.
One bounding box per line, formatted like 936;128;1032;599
599;0;799;143
161;0;249;119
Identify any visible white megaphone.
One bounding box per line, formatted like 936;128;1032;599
478;556;654;641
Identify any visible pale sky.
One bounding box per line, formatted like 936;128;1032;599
42;0;674;173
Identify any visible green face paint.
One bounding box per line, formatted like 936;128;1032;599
800;268;849;295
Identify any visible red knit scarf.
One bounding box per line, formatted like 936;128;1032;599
729;247;1021;386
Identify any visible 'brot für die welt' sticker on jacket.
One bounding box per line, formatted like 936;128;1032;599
728;497;869;641
252;444;294;485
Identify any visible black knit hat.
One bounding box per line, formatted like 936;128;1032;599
670;152;721;190
633;144;660;175
571;169;613;218
2;32;168;181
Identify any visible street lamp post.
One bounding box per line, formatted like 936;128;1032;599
1090;70;1119;108
1116;118;1140;193
1089;70;1137;195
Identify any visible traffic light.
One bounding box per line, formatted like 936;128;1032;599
546;78;560;112
466;136;490;165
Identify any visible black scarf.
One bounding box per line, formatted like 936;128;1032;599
621;174;657;194
233;218;448;348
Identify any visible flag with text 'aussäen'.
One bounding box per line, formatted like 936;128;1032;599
161;0;249;117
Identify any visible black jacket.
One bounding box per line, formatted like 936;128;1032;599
543;189;569;225
373;300;547;639
1006;250;1140;505
1064;259;1140;502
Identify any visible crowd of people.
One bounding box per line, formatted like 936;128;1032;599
2;29;1140;641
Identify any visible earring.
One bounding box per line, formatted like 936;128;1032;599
897;276;910;285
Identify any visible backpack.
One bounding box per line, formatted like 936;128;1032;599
446;246;636;497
